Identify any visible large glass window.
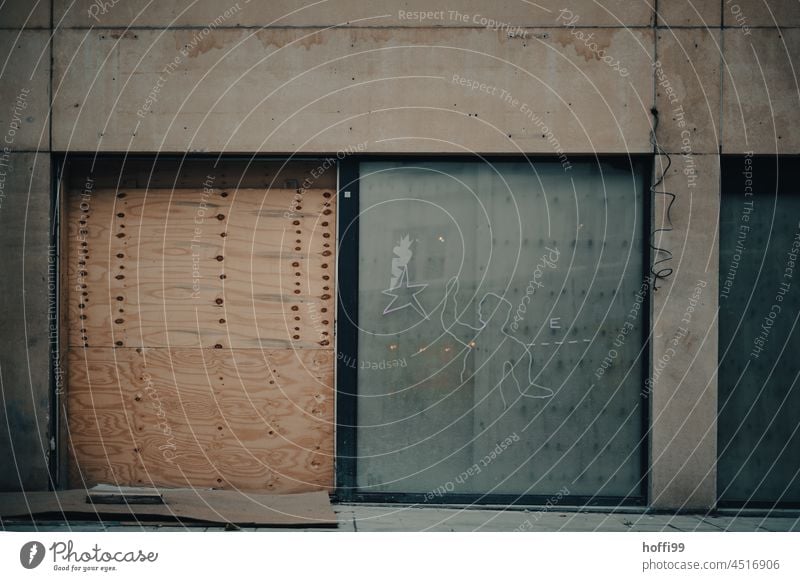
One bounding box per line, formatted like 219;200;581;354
718;156;800;505
344;159;647;499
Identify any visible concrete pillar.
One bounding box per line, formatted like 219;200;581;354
649;17;723;508
0;152;52;491
649;154;720;509
0;18;53;491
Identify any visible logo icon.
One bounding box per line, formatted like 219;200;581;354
382;234;429;318
20;541;45;569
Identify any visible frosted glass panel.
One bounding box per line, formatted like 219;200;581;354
718;159;800;504
354;160;646;498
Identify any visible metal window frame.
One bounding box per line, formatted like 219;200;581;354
334;154;652;507
716;154;800;510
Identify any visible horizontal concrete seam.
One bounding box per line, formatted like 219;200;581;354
1;149;52;153
658;151;723;156
22;25;800;31
51;150;658;156
39;25;666;31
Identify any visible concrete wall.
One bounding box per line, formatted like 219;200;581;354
0;2;53;491
0;151;51;492
1;0;799;508
51;26;653;153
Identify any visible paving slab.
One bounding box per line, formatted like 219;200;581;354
3;506;799;532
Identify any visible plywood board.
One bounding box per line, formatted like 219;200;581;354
66;188;335;349
67;348;334;492
65;181;335;494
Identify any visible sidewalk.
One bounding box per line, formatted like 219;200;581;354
333;505;800;532
3;505;799;532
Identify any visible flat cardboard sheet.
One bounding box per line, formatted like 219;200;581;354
0;488;337;527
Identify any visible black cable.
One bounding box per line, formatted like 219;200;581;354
649;107;677;291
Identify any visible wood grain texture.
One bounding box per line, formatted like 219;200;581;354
65;183;335;493
67;187;335;348
67;348;334;492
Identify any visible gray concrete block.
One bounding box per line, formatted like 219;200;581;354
52;27;653;153
723;1;800;27
655;29;721;154
0;0;50;29
657;0;722;27
54;1;653;28
0;31;51;151
0;151;52;492
723;28;800;153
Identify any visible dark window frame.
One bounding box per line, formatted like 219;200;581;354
335;154;652;507
717;154;800;510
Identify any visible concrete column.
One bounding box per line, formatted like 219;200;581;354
649;12;723;508
0;152;52;491
0;14;53;491
649;154;720;509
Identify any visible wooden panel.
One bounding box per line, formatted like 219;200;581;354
65;179;335;493
67;188;334;349
67;348;333;492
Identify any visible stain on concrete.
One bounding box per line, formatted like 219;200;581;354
256;29;326;51
174;30;226;58
548;28;614;63
351;28;393;46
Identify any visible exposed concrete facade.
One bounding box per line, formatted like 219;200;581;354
0;152;52;492
723;28;800;153
650;154;720;509
51;27;654;153
53;1;654;28
0;30;50;151
655;28;721;154
1;0;798;508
